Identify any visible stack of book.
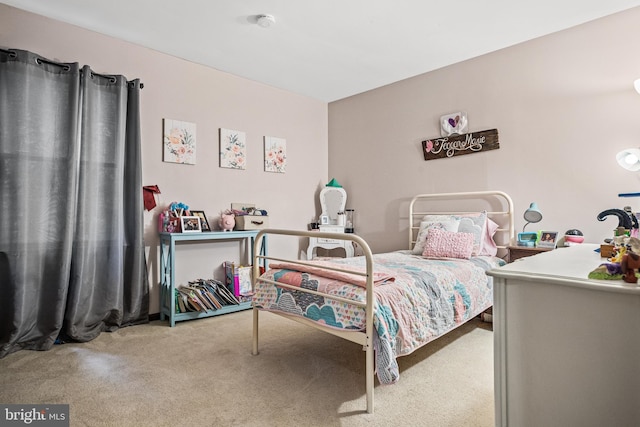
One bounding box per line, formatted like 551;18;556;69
174;279;240;313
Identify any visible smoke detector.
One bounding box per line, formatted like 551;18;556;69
257;14;276;28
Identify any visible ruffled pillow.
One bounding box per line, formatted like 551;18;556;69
412;219;460;254
422;228;474;259
422;211;499;256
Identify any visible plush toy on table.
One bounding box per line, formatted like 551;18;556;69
218;210;235;231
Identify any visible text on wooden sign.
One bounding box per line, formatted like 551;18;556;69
422;129;499;161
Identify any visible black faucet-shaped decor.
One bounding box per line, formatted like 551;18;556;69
596;208;639;230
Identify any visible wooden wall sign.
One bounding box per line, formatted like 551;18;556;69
422;128;499;161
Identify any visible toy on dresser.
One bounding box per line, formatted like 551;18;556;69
587;207;640;282
589;236;640;282
621;250;640;283
618;236;640;283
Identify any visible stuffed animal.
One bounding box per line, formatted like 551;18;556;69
621;251;640;283
218;210;235;231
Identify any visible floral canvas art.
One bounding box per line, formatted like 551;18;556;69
264;136;286;173
219;128;246;170
163;119;196;165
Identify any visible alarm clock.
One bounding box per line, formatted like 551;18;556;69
517;232;538;247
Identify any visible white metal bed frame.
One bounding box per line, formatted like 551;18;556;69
251;190;514;414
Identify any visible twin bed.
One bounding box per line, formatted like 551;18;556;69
250;191;514;413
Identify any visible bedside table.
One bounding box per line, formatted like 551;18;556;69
307;226;355;259
507;245;552;263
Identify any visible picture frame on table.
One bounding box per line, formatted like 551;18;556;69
180;216;202;233
190;210;211;231
537;231;558;248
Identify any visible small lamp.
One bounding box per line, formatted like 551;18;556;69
634;78;640;95
517;202;542;247
523;202;543;231
616;148;640;172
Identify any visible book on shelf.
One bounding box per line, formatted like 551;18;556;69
219;279;240;304
200;286;223;309
224;261;253;298
186;288;207;312
174;278;243;313
177;291;187;313
183;284;218;311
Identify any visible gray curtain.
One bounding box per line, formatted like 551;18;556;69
0;48;148;357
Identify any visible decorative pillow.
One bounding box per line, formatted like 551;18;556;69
412;219;460;255
422;212;489;256
422;228;474;259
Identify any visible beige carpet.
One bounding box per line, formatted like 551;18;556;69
0;310;494;427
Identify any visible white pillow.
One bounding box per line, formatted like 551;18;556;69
412;218;460;254
457;216;484;255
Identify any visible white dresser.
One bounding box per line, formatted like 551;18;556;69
488;244;640;427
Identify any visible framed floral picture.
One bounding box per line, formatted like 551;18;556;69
264;136;286;173
163;119;196;165
219;128;246;170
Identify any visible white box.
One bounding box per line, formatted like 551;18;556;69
231;203;269;230
235;215;269;230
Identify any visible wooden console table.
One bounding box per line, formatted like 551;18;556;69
159;230;265;327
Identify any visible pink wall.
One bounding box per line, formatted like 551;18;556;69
329;7;640;252
5;4;640;312
0;4;328;313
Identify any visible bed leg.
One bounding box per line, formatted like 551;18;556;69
365;338;374;414
252;307;259;355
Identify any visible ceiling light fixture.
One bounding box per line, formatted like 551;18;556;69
616;148;640;171
257;14;275;28
615;81;640;171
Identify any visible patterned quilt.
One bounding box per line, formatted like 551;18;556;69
252;251;504;384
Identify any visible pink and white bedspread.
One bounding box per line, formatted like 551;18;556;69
253;251;504;385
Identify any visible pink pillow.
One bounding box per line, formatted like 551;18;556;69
479;218;499;256
421;212;500;257
422;228;474;259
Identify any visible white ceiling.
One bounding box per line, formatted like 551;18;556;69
4;1;640;102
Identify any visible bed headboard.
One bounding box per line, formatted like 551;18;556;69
408;190;515;256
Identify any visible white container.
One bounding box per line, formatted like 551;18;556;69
235;215;269;230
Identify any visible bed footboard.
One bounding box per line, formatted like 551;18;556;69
251;229;376;414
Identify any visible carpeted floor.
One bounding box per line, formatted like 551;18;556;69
0;310;494;426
